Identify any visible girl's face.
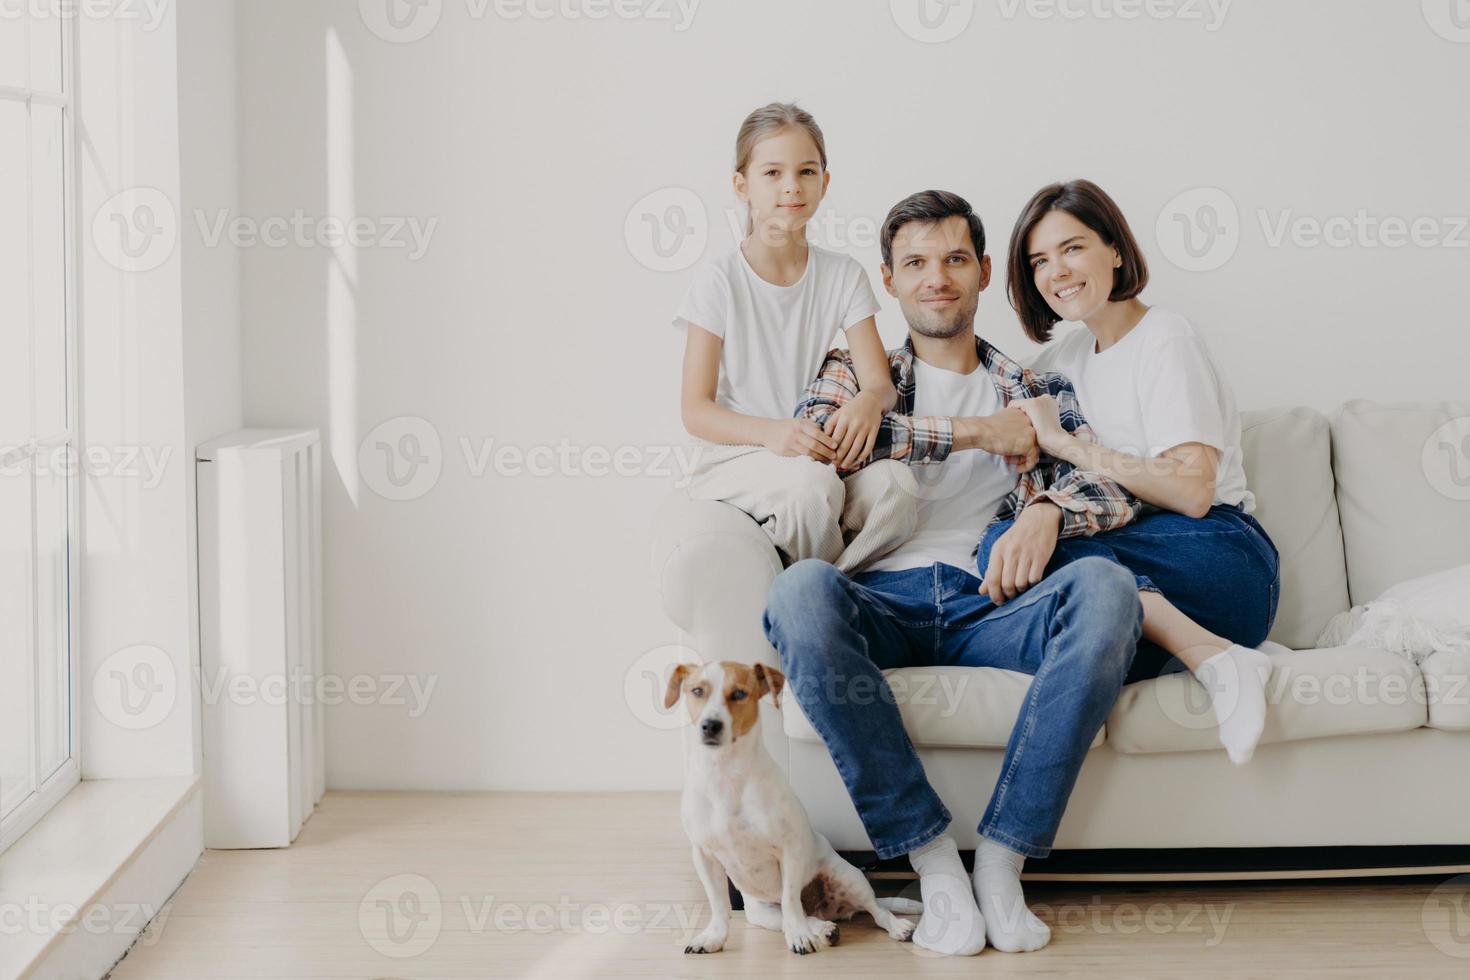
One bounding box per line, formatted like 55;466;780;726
733;127;829;243
1026;208;1122;324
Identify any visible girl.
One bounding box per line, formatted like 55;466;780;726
676;103;914;572
982;179;1282;765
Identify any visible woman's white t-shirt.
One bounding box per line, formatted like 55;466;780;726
1030;308;1255;512
673;243;881;421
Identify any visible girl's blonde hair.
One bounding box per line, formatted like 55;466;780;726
733;103;828;234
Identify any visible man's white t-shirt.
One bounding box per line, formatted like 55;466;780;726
864;358;1017;575
673;244;881;421
1031;308;1254;512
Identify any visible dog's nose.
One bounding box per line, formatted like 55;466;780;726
700;718;723;740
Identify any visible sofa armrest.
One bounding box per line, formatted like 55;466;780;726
650;489;784;667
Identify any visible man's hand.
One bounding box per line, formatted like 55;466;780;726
763;418;839;462
954;407;1037;457
1009;394;1071;458
980;503;1062;605
822;390;885;470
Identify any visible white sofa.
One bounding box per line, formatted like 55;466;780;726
650;401;1470;864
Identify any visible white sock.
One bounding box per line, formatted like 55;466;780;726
1198;644;1272;765
972;838;1051;952
906;834;986;956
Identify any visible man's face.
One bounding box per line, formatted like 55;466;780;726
882;215;990;339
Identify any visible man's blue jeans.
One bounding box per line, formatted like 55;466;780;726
980;504;1281;684
762;556;1144;861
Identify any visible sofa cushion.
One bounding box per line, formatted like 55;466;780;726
1239;407;1350;649
1105;645;1426;755
782;666;1105;751
1421;650;1470;731
1331;400;1470;606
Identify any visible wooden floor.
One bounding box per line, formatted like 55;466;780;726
108;791;1470;978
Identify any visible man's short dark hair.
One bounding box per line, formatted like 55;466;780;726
880;190;986;270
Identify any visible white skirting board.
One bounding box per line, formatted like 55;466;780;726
196;429;325;848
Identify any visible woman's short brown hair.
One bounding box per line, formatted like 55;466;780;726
1007;179;1149;343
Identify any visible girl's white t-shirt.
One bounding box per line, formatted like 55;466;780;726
1030;308;1255;512
673;243;882;421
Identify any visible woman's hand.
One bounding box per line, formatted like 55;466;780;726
1010;394;1072;458
823;391;886;470
763;418;839;463
980;503;1062;604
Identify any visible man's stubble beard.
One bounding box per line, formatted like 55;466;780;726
906;293;979;341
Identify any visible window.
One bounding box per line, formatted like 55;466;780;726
0;6;80;855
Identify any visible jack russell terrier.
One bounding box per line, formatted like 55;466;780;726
665;659;920;955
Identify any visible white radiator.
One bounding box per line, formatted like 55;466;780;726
196;428;325;848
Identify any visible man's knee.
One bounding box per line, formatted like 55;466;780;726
1064;557;1144;630
765;559;844;629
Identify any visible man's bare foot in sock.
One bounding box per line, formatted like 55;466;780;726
973;838;1051;952
906;834;986;956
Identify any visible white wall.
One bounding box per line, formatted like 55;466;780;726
230;0;1470;791
77;4;198;778
178;0;243;780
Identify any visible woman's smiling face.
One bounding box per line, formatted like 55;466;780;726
1026;208;1121;324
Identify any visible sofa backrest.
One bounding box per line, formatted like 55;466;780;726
1329;400;1470;606
1241;407;1351;649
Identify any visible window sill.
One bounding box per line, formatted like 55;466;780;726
0;775;201;979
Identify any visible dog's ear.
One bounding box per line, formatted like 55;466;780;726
663;663;693;710
754;663;785;710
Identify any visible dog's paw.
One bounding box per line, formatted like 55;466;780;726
684;928;726;954
786;918;839;954
886;915;916;942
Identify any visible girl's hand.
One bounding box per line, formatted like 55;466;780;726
1011;394;1071;457
764;418;839;463
823;391;885;470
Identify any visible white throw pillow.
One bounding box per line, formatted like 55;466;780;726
1318;564;1470;664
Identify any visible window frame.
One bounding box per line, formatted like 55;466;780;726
0;9;83;857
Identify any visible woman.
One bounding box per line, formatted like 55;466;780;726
981;179;1281;765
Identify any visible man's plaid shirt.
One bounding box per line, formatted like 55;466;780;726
794;336;1142;539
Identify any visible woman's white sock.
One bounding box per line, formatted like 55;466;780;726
972;838;1051;952
1199;644;1272;765
906;834;986;956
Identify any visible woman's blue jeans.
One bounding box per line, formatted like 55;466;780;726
980;504;1282;684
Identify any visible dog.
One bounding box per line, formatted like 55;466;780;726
665;659;920;954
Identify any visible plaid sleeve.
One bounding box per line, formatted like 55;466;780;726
796;348;954;475
991;369;1142;538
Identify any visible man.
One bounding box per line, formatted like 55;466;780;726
762;190;1143;956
